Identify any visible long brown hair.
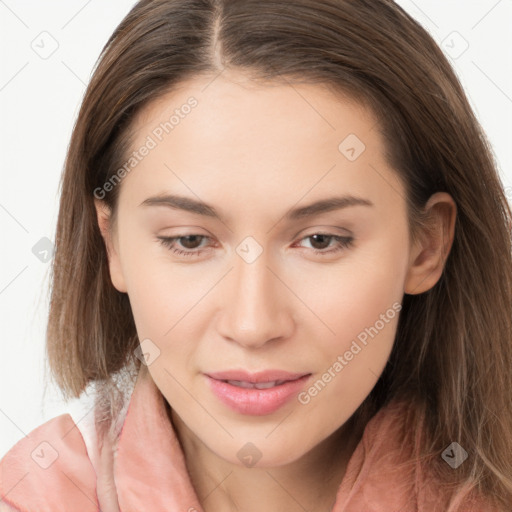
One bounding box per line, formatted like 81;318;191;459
46;0;512;508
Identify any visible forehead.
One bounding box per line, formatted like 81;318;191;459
133;72;375;146
117;72;405;221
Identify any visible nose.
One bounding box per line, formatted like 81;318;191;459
216;248;294;349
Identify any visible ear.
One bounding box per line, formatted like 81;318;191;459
94;199;128;293
404;192;457;295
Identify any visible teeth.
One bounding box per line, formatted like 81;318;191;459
226;380;286;389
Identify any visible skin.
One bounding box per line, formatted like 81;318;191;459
95;70;456;512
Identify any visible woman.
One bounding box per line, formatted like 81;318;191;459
1;0;511;510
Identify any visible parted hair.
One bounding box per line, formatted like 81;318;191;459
46;0;512;508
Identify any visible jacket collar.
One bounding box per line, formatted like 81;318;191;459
113;363;202;511
0;361;432;512
111;364;421;511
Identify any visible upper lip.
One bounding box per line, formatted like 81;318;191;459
205;369;311;383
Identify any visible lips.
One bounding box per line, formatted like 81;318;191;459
204;369;312;415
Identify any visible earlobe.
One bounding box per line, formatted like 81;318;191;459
404;192;457;295
94;199;128;293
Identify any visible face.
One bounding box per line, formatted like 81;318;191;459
95;71;437;468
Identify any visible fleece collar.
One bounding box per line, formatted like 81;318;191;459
3;363;485;511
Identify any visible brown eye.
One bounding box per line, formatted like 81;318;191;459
308;234;334;250
157;234;212;257
296;233;354;255
175;235;205;250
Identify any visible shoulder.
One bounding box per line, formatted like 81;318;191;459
0;413;98;512
354;398;501;511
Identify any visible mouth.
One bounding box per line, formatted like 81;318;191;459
204;372;312;416
205;369;310;384
219;378;299;389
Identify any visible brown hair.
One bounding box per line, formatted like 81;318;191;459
46;0;512;508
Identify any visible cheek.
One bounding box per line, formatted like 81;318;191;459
296;255;403;429
306;234;407;378
125;265;199;339
116;232;178;337
313;236;405;330
119;237;219;364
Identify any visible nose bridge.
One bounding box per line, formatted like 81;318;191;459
219;244;290;348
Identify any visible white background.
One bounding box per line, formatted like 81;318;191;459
1;0;511;458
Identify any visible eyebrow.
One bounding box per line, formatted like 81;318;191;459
139;193;374;221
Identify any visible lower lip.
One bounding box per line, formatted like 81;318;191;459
205;374;312;416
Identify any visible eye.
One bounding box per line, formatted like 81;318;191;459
156;232;354;258
157;234;212;258
294;233;354;255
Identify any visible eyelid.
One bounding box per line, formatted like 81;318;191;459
293;225;354;240
156;225;352;243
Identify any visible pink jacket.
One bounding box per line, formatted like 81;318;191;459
0;364;497;511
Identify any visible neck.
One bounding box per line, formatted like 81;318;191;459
166;402;364;512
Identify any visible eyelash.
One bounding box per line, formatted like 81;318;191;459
156;233;354;258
